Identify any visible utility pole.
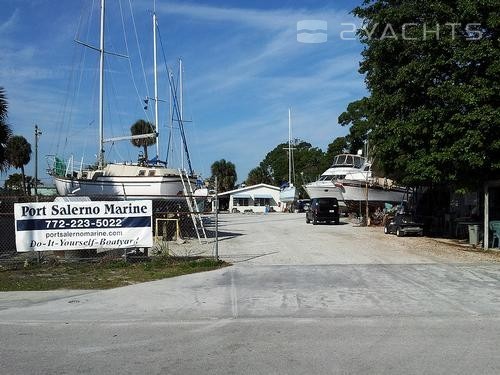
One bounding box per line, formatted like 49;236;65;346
364;131;372;226
34;125;42;197
214;176;219;261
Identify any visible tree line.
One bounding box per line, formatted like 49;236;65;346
0;87;34;195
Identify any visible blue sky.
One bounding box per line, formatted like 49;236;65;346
0;0;366;185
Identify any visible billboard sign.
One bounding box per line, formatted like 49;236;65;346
14;200;153;252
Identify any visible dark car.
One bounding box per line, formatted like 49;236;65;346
294;199;311;213
306;198;340;225
384;212;423;237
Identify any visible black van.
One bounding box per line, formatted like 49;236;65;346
306;198;340;225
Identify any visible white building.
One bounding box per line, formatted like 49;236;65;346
218;183;281;213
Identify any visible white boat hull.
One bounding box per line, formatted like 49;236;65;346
54;175;193;199
339;180;407;204
303;182;344;201
279;186;298;203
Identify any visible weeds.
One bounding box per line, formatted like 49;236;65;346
0;256;229;291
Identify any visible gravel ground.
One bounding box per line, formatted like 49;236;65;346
216;213;500;265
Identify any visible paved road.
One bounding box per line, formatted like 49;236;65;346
1;214;500;374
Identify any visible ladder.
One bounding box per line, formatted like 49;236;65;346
179;169;208;244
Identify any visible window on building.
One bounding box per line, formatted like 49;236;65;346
234;198;249;206
254;198;271;206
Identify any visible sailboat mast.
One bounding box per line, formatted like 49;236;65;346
153;8;159;160
179;58;184;171
288;107;292;184
166;69;173;167
98;0;105;169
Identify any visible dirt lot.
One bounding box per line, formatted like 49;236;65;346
216;213;500;265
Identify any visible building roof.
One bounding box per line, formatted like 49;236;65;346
217;183;280;197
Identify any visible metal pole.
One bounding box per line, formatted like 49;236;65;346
153;9;160;160
34;125;42;197
179;58;184;171
364;138;369;226
365;177;369;226
98;0;105;169
288;108;292;184
215;176;219;261
484;182;489;250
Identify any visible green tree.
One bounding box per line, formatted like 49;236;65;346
4;173;24;193
4;174;41;195
324;137;349;167
25;176;43;196
6;136;32;194
246;165;274;186
0;87;13;172
338;97;372;154
348;1;500;188
210;159;237;192
258;139;326;196
130;119;156;161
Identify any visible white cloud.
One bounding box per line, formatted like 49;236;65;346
0;8;19;34
154;1;353;31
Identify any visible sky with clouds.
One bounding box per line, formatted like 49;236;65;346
0;0;366;185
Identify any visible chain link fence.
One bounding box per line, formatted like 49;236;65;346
0;194;218;269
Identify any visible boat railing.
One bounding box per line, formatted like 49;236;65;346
47;155;89;178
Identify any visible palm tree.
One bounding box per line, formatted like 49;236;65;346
0;87;13;172
246;165;274;186
4;173;24;193
25;175;43;196
130;119;156;161
211;159;237;192
6;135;32;194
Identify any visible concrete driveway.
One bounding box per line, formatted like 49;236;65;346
216;213;498;265
1;213;500;374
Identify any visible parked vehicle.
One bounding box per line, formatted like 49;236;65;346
306;198;340;225
294;199;311;213
384;212;423;237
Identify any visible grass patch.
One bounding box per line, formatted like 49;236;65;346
0;257;229;291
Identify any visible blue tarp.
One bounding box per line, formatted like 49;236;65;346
147;156;167;165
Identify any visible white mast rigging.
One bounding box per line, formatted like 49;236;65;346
98;0;105;169
179;58;184;171
153;4;160;160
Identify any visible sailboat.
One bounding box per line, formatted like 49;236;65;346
50;0;197;199
279;108;298;203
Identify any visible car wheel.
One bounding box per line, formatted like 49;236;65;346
396;227;404;237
